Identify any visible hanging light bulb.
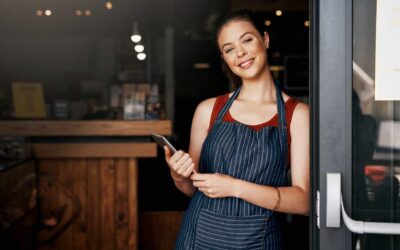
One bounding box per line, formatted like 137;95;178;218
105;1;113;10
134;44;145;53
275;10;283;16
130;22;142;43
264;20;272;26
137;53;146;60
131;34;141;43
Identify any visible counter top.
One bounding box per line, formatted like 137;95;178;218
0;120;172;136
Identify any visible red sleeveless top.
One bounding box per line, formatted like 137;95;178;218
208;94;300;166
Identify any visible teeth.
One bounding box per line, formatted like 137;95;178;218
240;59;253;67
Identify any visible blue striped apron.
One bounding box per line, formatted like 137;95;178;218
175;83;288;250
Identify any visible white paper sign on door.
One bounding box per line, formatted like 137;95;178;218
375;0;400;100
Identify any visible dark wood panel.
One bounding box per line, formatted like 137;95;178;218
37;159;59;249
33;143;157;158
36;158;141;250
0;160;36;250
0;120;172;136
58;160;73;250
139;211;184;250
114;159;129;250
100;159;115;250
72;159;87;250
128;159;138;250
86;159;100;250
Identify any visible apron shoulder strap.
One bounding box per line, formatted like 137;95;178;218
215;85;242;122
275;82;287;129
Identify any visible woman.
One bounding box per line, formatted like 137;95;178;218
164;9;309;250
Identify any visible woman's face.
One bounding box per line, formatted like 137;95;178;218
217;20;269;81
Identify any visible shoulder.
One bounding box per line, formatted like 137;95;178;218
281;91;308;114
194;97;217;117
292;102;309;118
191;97;218;131
290;101;309;131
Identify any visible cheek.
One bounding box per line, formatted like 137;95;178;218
224;54;238;66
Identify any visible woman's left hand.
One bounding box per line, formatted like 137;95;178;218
191;173;237;198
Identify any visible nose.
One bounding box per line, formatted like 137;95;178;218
236;46;247;57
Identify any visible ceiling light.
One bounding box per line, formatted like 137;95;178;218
131;35;141;43
134;44;145;53
75;10;82;16
264;20;272;26
130;22;142;43
36;10;43;16
275;10;283;16
137;53;146;60
105;1;113;10
304;20;310;27
84;10;91;16
44;10;52;16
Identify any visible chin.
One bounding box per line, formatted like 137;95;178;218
234;64;267;80
237;69;262;80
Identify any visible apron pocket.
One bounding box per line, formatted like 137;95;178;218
195;209;267;250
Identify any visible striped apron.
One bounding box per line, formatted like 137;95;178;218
175;83;288;250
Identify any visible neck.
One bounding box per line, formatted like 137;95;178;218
239;67;276;103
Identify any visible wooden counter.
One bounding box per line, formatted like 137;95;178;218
0;120;172;250
0;120;172;136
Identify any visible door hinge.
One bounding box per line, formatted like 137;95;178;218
316;190;320;229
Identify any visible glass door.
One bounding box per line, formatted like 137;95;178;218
313;0;400;249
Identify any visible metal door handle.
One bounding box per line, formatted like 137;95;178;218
326;173;400;235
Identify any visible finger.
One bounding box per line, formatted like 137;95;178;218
179;158;193;172
192;180;206;188
175;157;192;175
182;163;195;177
190;173;210;181
175;153;190;166
198;187;208;193
164;146;171;160
169;150;184;164
198;188;214;198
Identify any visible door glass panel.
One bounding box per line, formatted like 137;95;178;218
353;0;400;249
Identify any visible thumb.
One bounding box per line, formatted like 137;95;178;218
164;146;172;159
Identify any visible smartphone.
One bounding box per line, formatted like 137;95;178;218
151;133;177;154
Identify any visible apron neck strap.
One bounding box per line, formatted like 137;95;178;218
275;82;287;129
215;85;241;122
215;82;287;129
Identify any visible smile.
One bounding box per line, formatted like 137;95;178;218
238;58;254;69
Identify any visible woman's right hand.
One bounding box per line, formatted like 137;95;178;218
164;146;195;182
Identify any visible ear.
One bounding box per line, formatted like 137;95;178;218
263;31;270;48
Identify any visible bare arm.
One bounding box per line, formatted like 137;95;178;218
234;103;310;215
192;102;310;215
165;97;215;197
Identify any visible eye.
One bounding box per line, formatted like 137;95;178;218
224;48;233;54
244;37;253;43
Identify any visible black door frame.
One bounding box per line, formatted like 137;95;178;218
311;0;353;249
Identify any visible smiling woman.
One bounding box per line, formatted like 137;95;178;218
163;9;310;250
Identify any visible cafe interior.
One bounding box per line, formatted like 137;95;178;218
0;0;312;249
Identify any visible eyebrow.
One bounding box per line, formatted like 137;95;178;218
221;31;255;50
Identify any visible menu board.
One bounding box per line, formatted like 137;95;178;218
375;0;400;100
12;82;46;118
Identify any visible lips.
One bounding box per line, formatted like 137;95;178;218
238;58;254;69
